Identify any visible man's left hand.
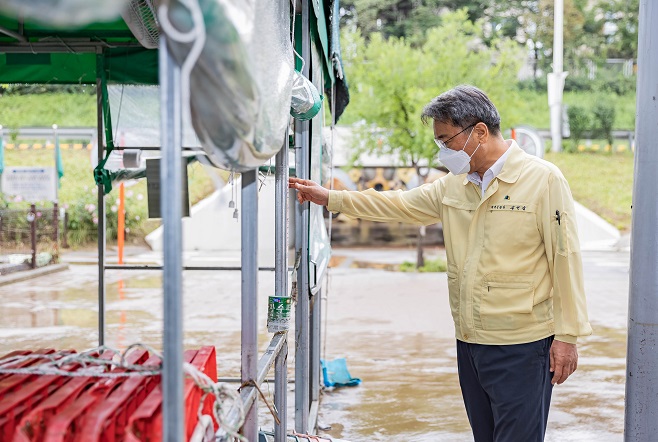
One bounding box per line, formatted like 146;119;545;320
550;340;578;385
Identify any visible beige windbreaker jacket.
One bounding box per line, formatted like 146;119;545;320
327;141;592;345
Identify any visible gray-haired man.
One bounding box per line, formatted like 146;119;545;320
290;85;592;441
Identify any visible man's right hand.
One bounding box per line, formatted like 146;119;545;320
288;177;329;206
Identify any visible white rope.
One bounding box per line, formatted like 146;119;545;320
184;362;247;442
0;344;160;378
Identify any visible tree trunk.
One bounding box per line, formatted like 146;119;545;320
413;164;428;269
416;225;426;269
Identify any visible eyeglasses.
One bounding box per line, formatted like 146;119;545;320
434;123;476;150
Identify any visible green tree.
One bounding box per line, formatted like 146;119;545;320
596;0;639;59
526;0;586;73
341;0;489;42
342;0;638;81
343;9;525;166
341;9;524;265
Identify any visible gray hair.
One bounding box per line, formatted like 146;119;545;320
421;85;501;135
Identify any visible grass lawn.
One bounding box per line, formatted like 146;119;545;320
0;93;96;128
544;150;634;231
515;90;636;130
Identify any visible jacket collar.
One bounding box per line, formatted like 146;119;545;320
462;140;526;185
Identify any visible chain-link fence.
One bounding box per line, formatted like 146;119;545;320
0;205;63;273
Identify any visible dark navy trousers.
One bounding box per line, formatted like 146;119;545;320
456;336;554;442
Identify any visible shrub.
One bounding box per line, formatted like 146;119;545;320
592;103;616;148
564;75;593;93
593;70;636;96
400;257;447;273
516;76;548;92
566;105;590;153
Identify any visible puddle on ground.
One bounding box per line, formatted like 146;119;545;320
0;260;627;441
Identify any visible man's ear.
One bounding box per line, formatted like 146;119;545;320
475;122;489;144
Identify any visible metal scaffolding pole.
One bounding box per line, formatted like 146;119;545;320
309;286;321;433
275;339;289;441
295;0;311;430
159;35;185;442
95;52;106;347
549;0;565;152
294;122;311;433
625;1;658;439
241;170;259;441
274;136;289;441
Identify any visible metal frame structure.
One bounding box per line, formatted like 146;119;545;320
126;32;298;439
156;1;326;437
294;0;312;430
108;2;319;439
0;1;327;439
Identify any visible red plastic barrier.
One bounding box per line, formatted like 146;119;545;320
75;354;162;442
41;349;148;442
124;349;198;442
183;346;218;440
0;349;56;389
0;350;94;439
0;350;32;378
12;350;117;442
124;347;218;442
3;345;219;442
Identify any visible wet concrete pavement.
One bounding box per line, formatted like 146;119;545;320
0;246;630;441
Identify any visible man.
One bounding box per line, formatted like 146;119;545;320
289;85;592;442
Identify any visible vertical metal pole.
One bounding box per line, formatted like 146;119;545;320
310;288;321;405
275;336;288;441
160;35;185;442
52;203;58;243
53;203;59;257
241;170;259;441
549;0;564;152
294;121;311;434
30;204;36;270
625;1;658;439
63;211;69;249
274;136;289;441
118;183;125;264
295;0;311;431
95;63;106;347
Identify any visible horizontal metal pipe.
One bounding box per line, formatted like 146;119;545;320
215;333;288;441
103;265;293;271
217;377;296;384
256;333;287;385
0;42;143;53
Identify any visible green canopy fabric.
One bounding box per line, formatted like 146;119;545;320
0;16;158;84
0;3;338;89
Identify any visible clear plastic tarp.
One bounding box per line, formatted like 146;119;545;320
163;0;294;172
309;40;331;295
107;85;201;149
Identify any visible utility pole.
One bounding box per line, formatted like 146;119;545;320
548;0;566;152
624;1;658;440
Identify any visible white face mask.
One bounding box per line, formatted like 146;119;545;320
437;127;481;175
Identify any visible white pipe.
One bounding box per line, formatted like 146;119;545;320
549;0;564;152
